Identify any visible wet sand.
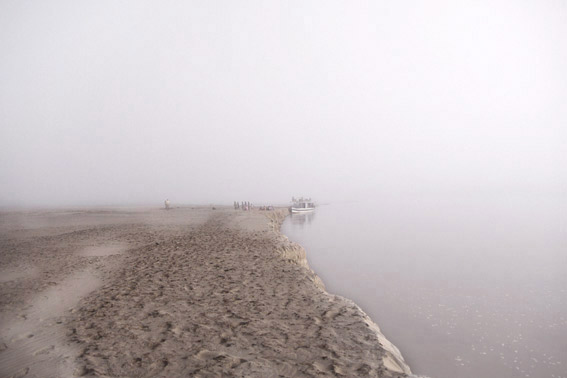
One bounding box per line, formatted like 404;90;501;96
0;207;413;377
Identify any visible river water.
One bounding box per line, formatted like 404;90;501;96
281;195;566;378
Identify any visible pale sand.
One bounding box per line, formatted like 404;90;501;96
0;207;413;377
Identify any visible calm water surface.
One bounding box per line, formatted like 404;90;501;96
281;195;566;378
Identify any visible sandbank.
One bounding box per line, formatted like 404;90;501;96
0;207;413;377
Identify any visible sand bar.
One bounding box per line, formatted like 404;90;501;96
0;207;412;377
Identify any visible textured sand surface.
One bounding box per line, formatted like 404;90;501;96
0;207;412;377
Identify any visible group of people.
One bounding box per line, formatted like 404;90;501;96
234;201;252;210
234;201;274;211
163;200;272;211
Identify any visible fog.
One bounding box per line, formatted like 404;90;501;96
1;0;565;207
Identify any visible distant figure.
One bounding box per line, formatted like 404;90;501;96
165;199;170;210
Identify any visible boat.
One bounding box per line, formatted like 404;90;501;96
290;197;315;213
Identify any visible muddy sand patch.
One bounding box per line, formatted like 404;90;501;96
0;267;39;284
0;269;102;378
78;243;127;257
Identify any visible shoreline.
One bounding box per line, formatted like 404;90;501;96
0;206;415;377
269;209;413;376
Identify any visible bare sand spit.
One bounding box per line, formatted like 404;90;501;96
1;207;413;377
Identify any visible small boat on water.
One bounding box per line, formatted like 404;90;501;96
290;197;315;213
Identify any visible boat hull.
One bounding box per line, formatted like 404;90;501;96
290;207;315;213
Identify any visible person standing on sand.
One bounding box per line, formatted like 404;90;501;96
165;199;170;210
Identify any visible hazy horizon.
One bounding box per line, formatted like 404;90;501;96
1;1;565;207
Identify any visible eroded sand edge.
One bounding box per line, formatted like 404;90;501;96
268;210;413;376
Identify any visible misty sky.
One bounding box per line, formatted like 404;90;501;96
1;1;565;206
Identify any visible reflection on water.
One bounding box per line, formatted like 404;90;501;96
289;211;316;226
281;196;567;378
